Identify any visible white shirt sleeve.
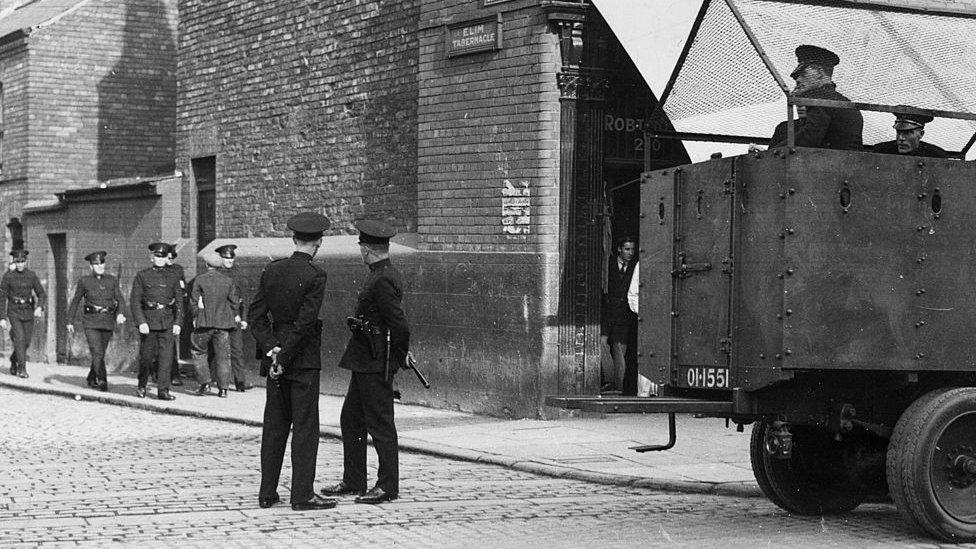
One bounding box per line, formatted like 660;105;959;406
628;261;639;314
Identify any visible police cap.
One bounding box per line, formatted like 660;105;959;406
169;243;179;259
791;45;841;78
354;219;396;245
84;251;107;264
287;212;331;240
148;242;169;257
893;108;934;131
9;249;28;261
215;244;237;259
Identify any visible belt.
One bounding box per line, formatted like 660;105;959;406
141;300;173;310
11;297;32;306
85;303;115;314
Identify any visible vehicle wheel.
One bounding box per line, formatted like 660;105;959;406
750;421;863;515
886;387;976;542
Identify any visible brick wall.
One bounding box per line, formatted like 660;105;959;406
26;0;177;201
417;0;561;253
0;36;29;252
176;0;420;241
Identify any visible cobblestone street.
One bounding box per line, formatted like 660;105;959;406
0;387;971;548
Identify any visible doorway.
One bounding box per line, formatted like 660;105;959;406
193;156;216;250
48;233;68;363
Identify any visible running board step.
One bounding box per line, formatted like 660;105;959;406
545;395;733;415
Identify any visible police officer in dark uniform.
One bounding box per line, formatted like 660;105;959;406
216;243;253;392
66;251;126;391
321;220;409;505
131;242;184;400
0;250;45;378
873;109;948;158
249;212;336;511
781;45;863;150
163;246;186;386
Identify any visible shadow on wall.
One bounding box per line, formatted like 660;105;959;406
96;0;176;181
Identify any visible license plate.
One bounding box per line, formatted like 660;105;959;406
678;366;731;389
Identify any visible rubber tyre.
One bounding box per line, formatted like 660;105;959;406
886;387;976;542
750;422;863;515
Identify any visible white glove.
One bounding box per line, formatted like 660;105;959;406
138;323;150;335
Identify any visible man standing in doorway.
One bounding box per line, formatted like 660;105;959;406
250;212;335;511
603;236;638;396
216;243;253;392
131;242;183;400
322;220;410;505
0;250;45;378
67;251;126;391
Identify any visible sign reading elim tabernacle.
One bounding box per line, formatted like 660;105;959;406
445;14;503;58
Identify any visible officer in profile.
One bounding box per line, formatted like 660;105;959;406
66;251;126;391
250;212;336;511
321;219;409;505
131;243;184;400
873;109;948;158
784;45;863;150
216;243;253;392
0;249;45;378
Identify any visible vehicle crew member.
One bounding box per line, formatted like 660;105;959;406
131;243;184;400
602;236;639;396
250;212;336;511
190;253;239;398
768;105;807;149
163;247;186;386
873;110;948;158
66;251;126;391
216;243;253;392
785;45;863;150
0;250;45;378
322;219;409;505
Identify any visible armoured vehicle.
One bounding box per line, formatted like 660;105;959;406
548;0;976;542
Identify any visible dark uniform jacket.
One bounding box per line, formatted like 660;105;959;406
0;269;45;321
769;119;806;149
248;252;326;371
604;258;638;327
67;273;126;330
130;266;184;330
190;269;239;330
218;266;248;322
338;259;410;374
873;140;948;159
793;83;863;150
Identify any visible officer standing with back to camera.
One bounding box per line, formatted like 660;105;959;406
66;251;126;392
131;242;184;400
0;249;45;378
321;220;409;505
216;243;254;392
250;212;336;511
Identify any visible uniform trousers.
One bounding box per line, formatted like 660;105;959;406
260;369;320;505
228;328;248;383
9;318;34;368
138;330;173;389
191;328;231;388
340;371;399;494
608;321;638;396
84;328;113;383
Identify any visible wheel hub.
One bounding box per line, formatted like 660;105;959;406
946;445;976;489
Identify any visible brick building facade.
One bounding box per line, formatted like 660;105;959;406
0;0;178;366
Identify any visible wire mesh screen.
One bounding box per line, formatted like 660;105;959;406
662;0;976;151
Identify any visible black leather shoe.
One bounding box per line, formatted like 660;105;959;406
157;389;176;401
320;481;365;496
291;494;337;511
135;386;147;398
258;494;280;509
218;389;228;398
195;383;211;396
16;366;28;379
86;377;98;388
9;364;17;376
171;377;184;387
355;487;398;505
235;380;253;392
97;382;109;392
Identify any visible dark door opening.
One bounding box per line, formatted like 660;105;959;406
193;156;216;250
48;233;68;363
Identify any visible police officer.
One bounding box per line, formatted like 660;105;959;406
321;220;409;505
250;212;336;511
0;250;45;378
784;45;863;150
216;244;253;392
66;251;126;391
873;109;948;158
131;243;183;400
163;246;186;386
190;252;239;398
